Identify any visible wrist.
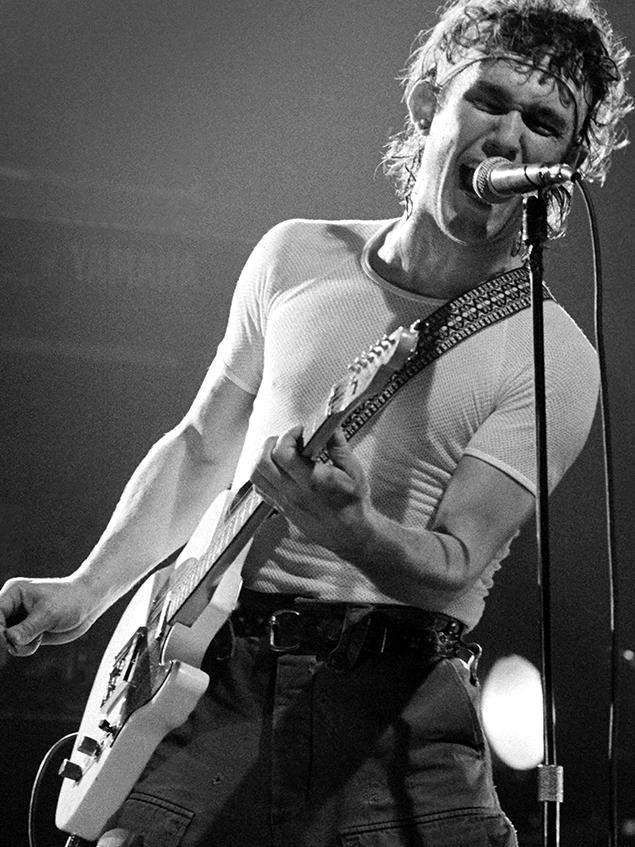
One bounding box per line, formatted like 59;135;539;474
338;501;383;565
70;563;125;613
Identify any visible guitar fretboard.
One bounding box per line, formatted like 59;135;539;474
166;484;270;623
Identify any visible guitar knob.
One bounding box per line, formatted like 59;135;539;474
59;759;84;782
77;735;101;756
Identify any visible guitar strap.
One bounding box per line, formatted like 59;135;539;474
340;265;552;441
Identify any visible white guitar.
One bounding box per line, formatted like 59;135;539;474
55;323;419;841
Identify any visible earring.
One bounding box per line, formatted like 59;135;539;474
510;227;524;257
403;143;424;219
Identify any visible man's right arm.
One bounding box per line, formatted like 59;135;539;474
0;357;256;656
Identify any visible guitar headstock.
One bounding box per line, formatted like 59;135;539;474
303;322;420;458
332;323;420;415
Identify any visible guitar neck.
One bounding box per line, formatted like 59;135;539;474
166;413;338;627
167;484;270;626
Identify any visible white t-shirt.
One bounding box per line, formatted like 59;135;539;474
216;217;599;629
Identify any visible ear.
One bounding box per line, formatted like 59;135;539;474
406;79;438;132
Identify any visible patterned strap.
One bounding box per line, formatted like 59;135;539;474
341;265;552;441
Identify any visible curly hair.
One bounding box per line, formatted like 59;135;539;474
383;0;632;237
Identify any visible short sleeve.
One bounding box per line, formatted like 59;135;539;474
463;304;600;494
215;222;300;394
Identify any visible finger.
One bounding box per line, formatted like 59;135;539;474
252;427;306;491
5;610;48;654
0;583;45;653
251;435;280;490
271;426;313;483
1;583;61;653
253;435;283;478
5;633;43;657
0;580;28;627
325;428;362;476
270;425;303;466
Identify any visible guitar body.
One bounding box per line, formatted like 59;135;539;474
55;323;420;841
55;490;247;841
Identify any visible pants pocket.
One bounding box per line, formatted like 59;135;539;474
112;792;195;847
442;657;487;751
389;657;486;755
339;808;518;846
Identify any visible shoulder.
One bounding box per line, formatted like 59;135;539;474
501;298;598;377
490;299;599;419
234;217;395;317
253;217;395;267
542;300;599;379
498;299;599;426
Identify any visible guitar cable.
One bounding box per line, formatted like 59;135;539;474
27;730;90;847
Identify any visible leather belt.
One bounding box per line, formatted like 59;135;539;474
212;589;468;672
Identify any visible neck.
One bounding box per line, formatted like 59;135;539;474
373;212;523;299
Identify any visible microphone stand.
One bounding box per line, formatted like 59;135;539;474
523;191;563;847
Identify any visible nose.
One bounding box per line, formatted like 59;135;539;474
482;110;524;163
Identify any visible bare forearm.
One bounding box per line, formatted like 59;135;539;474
0;370;255;653
335;505;473;605
73;424;240;609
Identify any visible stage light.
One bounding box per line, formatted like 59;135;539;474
481;654;544;770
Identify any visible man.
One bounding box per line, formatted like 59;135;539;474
0;1;631;845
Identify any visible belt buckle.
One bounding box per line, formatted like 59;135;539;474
268;609;301;652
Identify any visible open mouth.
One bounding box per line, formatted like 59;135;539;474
459;163;477;194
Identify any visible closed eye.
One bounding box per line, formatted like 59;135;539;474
466;92;508;115
523;110;566;139
464;82;568;140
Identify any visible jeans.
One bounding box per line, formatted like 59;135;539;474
108;634;518;846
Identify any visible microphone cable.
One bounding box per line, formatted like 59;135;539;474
576;180;620;847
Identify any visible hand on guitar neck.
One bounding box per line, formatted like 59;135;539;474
251;424;371;562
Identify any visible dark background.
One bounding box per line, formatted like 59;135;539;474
0;2;633;845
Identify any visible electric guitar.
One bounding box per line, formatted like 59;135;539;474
55;323;420;841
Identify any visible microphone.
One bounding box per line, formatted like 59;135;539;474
472;157;578;204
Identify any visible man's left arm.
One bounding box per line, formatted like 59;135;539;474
251;426;534;605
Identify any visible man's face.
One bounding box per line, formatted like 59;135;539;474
412;58;583;244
